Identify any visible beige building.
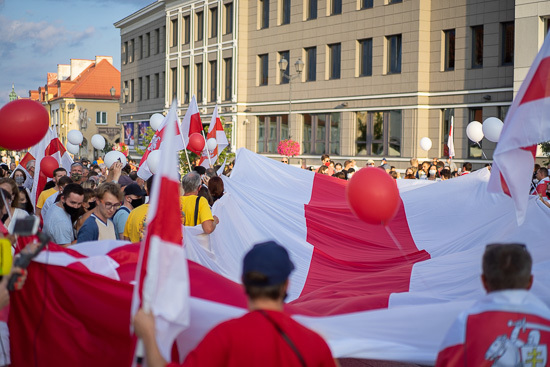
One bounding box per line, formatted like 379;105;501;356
117;0;550;167
30;56;121;160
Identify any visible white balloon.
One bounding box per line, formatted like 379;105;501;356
206;138;217;152
66;142;79;155
147;150;161;174
91;134;106;150
482;117;503;143
419;137;432;151
466;121;484;143
150;113;164;131
67;130;83;145
104;151;127;169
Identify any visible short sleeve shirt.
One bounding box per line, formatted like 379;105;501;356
112;206;131;236
44;204;74;245
179;195;214;227
123;204;149;243
36;187;57;209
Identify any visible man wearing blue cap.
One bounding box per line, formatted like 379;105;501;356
133;240;337;367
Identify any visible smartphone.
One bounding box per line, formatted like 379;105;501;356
10;216;40;236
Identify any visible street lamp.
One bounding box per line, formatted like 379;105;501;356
278;58;304;131
110;86;116;98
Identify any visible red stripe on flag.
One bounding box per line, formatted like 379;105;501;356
299;174;430;315
189;113;203;136
520;57;550;105
147;177;183;245
45;138;66;156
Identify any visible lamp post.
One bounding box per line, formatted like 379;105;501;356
278;58;304;130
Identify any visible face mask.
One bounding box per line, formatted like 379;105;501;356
63;203;81;222
14;176;25;185
71;173;82;181
1;214;8;223
130;198;144;209
429;170;437;176
87;201;97;211
18;202;27;210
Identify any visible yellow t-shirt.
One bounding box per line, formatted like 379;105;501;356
36;187;58;209
179;195;214;226
123;204;149;243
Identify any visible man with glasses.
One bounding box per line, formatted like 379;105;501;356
436;244;550;366
77;182;122;243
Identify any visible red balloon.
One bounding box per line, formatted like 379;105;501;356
188;133;205;153
0;99;49;150
346;167;400;225
40;156;59;178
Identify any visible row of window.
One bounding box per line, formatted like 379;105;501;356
169;2;233;47
257;21;514;85
122;27;165;65
169;57;233;104
258;107;509;157
258;0;402;28
123;73;164;103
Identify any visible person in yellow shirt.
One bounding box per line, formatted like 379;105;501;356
36;168;67;218
123;176;153;243
179;172;218;234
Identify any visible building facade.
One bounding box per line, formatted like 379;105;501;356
29;56;121;160
116;0;550;167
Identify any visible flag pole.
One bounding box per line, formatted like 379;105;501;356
201;130;213;167
180;135;193;172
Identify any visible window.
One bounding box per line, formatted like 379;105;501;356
499;106;509;122
210;60;217;102
305;47;316;81
183;66;190;103
259;54;269;85
161;71;165;97
96;111;107;125
388;0;402;3
130;79;134;102
303;113;341;155
307;0;317;20
257;115;289;153
123;41;128;64
360;0;373;9
210;7;218;38
444;29;455;71
224;57;232;101
329;43;341;79
170;19;178;47
145;75;150;100
144;33;150;58
501;22;514;66
129;39;134;63
196;63;203;102
441;108;454;158
387;34;401;74
196;12;204;41
260;0;269;29
330;0;342;15
138;36;143;59
224;3;233;34
471;25;483;68
279;50;289;84
154;73;160;98
155;28;160;54
359;38;372;77
468;108;483;158
281;0;290;25
123;81;129;103
170;67;177;100
183;16;190;44
356;111;401;156
138;77;143;101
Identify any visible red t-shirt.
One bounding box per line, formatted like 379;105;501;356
171;310;336;367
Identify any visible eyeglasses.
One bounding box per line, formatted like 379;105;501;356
281;160;288;163
102;201;121;210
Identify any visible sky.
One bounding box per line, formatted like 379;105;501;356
0;0;153;107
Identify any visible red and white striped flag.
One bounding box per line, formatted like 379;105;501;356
199;105;229;168
137;100;185;180
180;95;203;155
447;116;455;159
132;108;190;362
488;32;550;224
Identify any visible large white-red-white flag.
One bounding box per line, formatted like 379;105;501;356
137;100;185;180
131;109;190;362
180;95;204;155
199;105;229;168
31;128;73;205
488;32;550;224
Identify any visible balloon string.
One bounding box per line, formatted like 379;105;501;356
384;224;432;296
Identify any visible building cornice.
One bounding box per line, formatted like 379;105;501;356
114;1;166;30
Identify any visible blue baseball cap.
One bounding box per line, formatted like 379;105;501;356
242;241;295;286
